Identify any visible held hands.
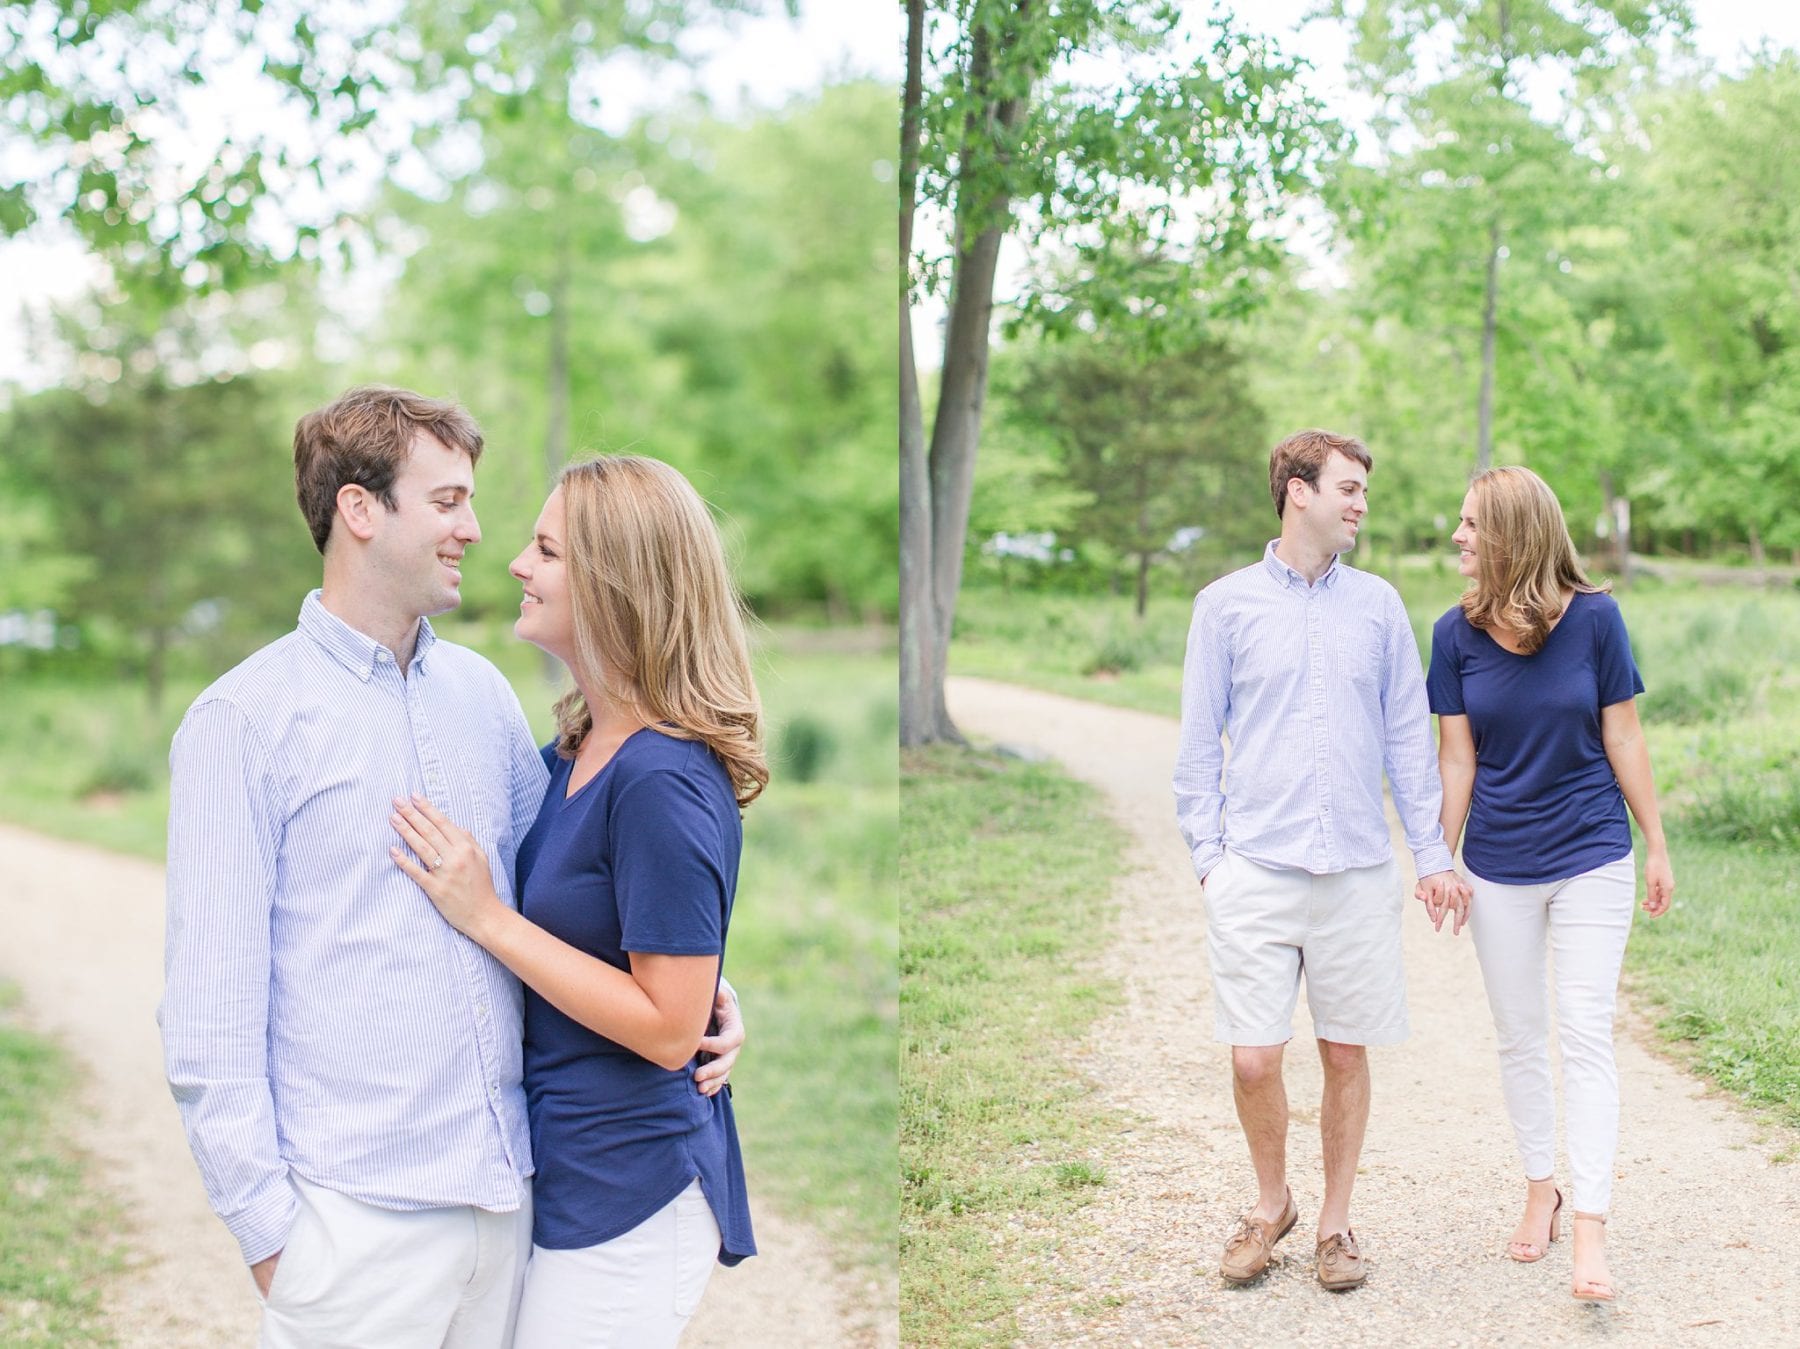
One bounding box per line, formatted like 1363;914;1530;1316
389;795;505;940
1643;849;1675;918
1415;869;1473;935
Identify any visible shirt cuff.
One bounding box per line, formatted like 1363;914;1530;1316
228;1176;298;1266
1411;843;1455;880
1190;844;1224;886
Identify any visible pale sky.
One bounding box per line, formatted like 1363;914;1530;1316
1232;0;1800;136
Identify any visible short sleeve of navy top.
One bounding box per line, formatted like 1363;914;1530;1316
514;728;754;1263
1425;590;1645;884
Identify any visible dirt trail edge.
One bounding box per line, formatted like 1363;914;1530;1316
948;675;1799;1348
0;821;893;1349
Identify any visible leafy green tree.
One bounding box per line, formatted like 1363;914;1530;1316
645;83;896;618
368;107;663;623
379;81;894;621
0;0;414;302
1325;0;1689;478
901;0;1339;744
0;0;761;288
964;349;1089;589
0;473;91;620
1007;338;1265;614
6;372;315;709
1627;53;1800;562
391;0;771;491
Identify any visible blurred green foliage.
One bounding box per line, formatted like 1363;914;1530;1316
5;373;318;708
2;2;892;696
379;80;896;623
998;336;1267;615
960;17;1800;599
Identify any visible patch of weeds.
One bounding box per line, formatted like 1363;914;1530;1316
1055;1160;1106;1189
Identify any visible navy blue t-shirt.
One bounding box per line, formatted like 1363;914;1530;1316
515;727;754;1262
1426;590;1645;884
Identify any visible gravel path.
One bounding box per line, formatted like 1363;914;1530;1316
947;676;1800;1348
0;821;893;1348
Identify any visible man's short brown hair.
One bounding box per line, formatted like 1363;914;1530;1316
1268;429;1372;518
293;386;485;554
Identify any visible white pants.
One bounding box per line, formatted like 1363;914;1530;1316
511;1179;721;1349
1468;855;1637;1214
258;1175;532;1349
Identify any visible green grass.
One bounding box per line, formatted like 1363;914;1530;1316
901;748;1126;1348
715;641;897;1270
0;681;181;860
0;985;121;1347
0;624;897;1278
948;587;1190;716
947;572;1800;1143
1623;838;1800;1129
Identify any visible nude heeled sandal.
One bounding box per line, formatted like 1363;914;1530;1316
1570;1212;1617;1303
1507;1187;1562;1263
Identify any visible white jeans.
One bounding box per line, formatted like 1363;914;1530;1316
511;1179;722;1348
257;1175;531;1349
1468;855;1637;1213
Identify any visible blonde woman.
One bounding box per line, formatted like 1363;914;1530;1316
388;456;764;1345
1425;466;1672;1303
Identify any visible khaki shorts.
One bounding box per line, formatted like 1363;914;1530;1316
1202;849;1408;1047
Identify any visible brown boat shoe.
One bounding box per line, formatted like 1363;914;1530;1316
1315;1228;1366;1291
1219;1188;1298;1284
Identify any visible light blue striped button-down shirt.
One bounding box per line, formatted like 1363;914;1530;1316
160;592;550;1265
1174;542;1453;884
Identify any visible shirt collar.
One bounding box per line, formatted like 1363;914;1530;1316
1261;539;1343;590
297;590;436;681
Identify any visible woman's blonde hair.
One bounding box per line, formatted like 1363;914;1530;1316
1460;465;1608;654
550;455;768;808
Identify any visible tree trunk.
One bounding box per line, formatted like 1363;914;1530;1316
898;0;940;748
1477;218;1500;473
1599;470;1632;587
1613;497;1631;587
923;220;1009;745
1749;520;1766;571
904;2;1034;745
1135;550;1150;618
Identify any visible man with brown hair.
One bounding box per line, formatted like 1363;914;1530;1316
160;386;742;1346
1173;428;1469;1291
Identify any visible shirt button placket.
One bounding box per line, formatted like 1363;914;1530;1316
1307;588;1333;870
410;681;449;806
409;675;498;1133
